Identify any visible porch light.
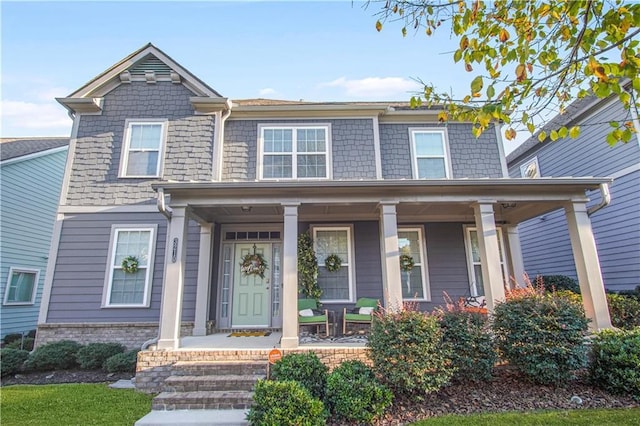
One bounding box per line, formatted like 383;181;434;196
501;202;517;209
241;206;252;213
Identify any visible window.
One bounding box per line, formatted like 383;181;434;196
464;226;509;297
3;268;39;305
398;228;430;300
103;226;157;307
410;129;451;179
259;125;331;179
520;157;540;178
313;226;354;302
120;120;166;177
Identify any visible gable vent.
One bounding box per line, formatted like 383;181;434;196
128;54;173;77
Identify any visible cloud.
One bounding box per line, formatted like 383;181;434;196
1;100;72;136
258;88;278;96
322;77;421;99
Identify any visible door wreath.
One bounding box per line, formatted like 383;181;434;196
399;254;415;272
324;253;343;272
240;245;268;279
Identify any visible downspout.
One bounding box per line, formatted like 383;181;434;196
587;183;611;216
215;100;233;181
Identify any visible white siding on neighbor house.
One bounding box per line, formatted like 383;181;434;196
0;149;68;337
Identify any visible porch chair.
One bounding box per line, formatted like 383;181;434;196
298;299;329;337
343;297;379;334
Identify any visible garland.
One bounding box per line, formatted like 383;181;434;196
399;254;415;272
121;256;139;274
324;253;343;272
240;252;268;279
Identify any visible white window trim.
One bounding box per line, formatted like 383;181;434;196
463;225;509;297
312;224;356;303
398;226;431;301
3;267;39;305
257;123;333;180
118;119;168;178
519;156;541;178
102;224;158;308
409;128;452;179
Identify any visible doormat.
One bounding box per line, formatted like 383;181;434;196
228;331;272;337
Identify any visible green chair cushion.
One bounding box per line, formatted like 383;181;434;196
344;313;372;322
355;297;378;308
298;298;319;310
299;314;327;324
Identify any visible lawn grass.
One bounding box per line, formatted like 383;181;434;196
410;408;640;426
0;383;153;426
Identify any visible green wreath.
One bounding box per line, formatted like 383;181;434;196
324;253;343;272
121;255;139;274
240;253;269;279
399;254;415;272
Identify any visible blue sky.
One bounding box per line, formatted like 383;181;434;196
1;1;525;154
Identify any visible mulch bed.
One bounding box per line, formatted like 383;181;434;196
1;369;134;386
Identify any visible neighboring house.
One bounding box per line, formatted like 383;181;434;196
36;43;612;351
507;95;640;293
0;138;69;338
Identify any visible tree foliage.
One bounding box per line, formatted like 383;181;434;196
369;0;640;145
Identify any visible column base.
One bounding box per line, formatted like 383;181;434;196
280;336;299;349
156;338;179;350
192;327;207;337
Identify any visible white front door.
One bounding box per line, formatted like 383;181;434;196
232;243;271;327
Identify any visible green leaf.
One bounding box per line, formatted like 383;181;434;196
569;126;580;138
558;126;568;138
471;76;483;94
550;130;559;141
606;132;618;146
454;49;463;63
487;85;495;99
609;121;620;128
538;131;547;142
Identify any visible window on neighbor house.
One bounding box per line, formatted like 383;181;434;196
3;268;39;305
398;228;430;300
120;121;166;177
410;129;451;179
464;226;509;297
103;226;156;307
520;157;540;178
259;125;330;179
313;226;354;302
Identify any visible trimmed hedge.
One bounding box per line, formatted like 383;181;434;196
606;293;640;330
247;379;326;426
1;348;29;377
589;328;640;399
76;343;126;370
105;349;139;373
270;352;328;399
25;340;83;371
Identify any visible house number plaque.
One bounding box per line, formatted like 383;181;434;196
172;238;178;263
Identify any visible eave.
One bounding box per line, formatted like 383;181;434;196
56;97;104;115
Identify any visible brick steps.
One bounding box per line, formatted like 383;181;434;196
152;390;254;410
164;375;262;392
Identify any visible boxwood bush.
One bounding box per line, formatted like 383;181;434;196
493;289;589;385
1;348;29;377
4;337;35;351
270;352;328;399
541;275;580;293
76;343;126;370
325;360;393;423
368;308;454;400
606;293;640;330
247;379;326;426
25;340;83;371
105;349;139;373
589;328;640;399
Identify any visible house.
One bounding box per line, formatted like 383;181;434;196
507;95;640;293
0;137;69;339
36;43;613;358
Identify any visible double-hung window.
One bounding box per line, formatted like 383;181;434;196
103;225;157;307
464;226;509;297
3;268;39;305
398;228;430;300
313;226;354;302
259;125;330;179
409;129;451;179
120;120;166;177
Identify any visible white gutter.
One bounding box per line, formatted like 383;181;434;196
156;187;173;219
215;99;232;181
587;183;611;216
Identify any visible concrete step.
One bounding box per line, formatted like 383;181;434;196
171;361;267;377
164;374;261;392
152;391;254;411
135;409;248;426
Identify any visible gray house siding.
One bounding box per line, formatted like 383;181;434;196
45;212;199;323
0;149;67;337
380;123;503;179
222;119;377;181
66;81;215;206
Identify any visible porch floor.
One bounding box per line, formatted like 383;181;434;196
179;331;368;350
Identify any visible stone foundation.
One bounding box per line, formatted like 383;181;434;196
135;347;370;393
35;322;194;350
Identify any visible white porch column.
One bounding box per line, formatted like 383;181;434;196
473;202;506;311
506;225;525;288
281;204;300;348
193;223;213;336
379;202;403;310
157;207;189;349
565;202;612;330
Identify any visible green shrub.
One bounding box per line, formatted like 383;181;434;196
617;285;640;300
3;333;24;345
247;379;326;426
439;310;497;382
1;348;29;377
325;360;393;423
25;340;83;371
104;349;139;373
76;343;126;370
589;328;640;399
368;308;454;400
541;275;580;293
607;293;640;330
4;337;35;351
270;352;328;399
493;288;589;385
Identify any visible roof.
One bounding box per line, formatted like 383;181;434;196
0;137;69;162
232;98;440;110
